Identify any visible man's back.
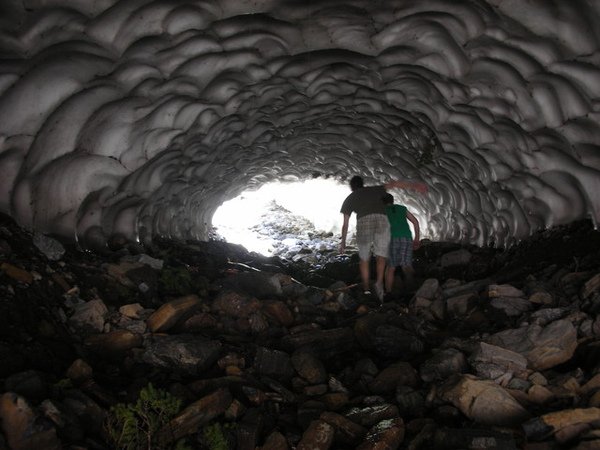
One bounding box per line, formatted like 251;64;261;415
340;185;387;218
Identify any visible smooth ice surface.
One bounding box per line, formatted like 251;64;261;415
0;0;599;248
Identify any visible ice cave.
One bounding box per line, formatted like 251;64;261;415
3;2;600;449
0;0;599;250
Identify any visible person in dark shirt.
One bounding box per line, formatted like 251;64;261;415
382;193;421;296
340;176;427;301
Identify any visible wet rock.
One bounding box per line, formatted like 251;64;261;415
296;419;334;450
320;411;367;445
357;417;405;449
346;404;400;428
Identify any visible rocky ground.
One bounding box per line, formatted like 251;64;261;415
1;211;600;449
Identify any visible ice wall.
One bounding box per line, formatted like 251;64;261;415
0;0;599;248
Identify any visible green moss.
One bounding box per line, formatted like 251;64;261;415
159;266;210;297
159;267;193;295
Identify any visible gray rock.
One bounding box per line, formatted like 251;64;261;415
33;233;65;261
529;307;570;326
440;249;472;267
68;299;108;334
253;346;294;381
140;335;221;376
488;284;525;298
490;297;532;316
487;319;577;370
447;293;476;317
220;271;283;299
420;348;468;383
415;278;440;300
468;342;528;380
439;374;530;426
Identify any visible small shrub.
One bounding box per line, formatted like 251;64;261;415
200;422;236;450
105;383;186;450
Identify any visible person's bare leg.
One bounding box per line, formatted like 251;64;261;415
385;265;396;293
375;256;387;289
359;259;370;291
371;255;386;301
375;255;386;286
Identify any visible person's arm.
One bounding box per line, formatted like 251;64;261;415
384;180;428;194
339;213;351;253
406;210;421;250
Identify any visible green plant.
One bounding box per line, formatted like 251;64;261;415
159;266;193;295
200;422;235;450
53;377;73;390
105;383;185;450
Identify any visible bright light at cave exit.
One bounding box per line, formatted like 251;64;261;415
213;179;354;255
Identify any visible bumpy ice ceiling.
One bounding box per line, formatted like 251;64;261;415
0;0;599;249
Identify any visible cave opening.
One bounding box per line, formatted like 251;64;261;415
212;178;355;256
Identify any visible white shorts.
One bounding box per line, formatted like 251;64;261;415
356;214;391;260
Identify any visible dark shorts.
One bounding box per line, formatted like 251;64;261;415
389;237;413;267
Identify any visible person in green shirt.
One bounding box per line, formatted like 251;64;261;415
340;176;427;301
382;193;421;296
